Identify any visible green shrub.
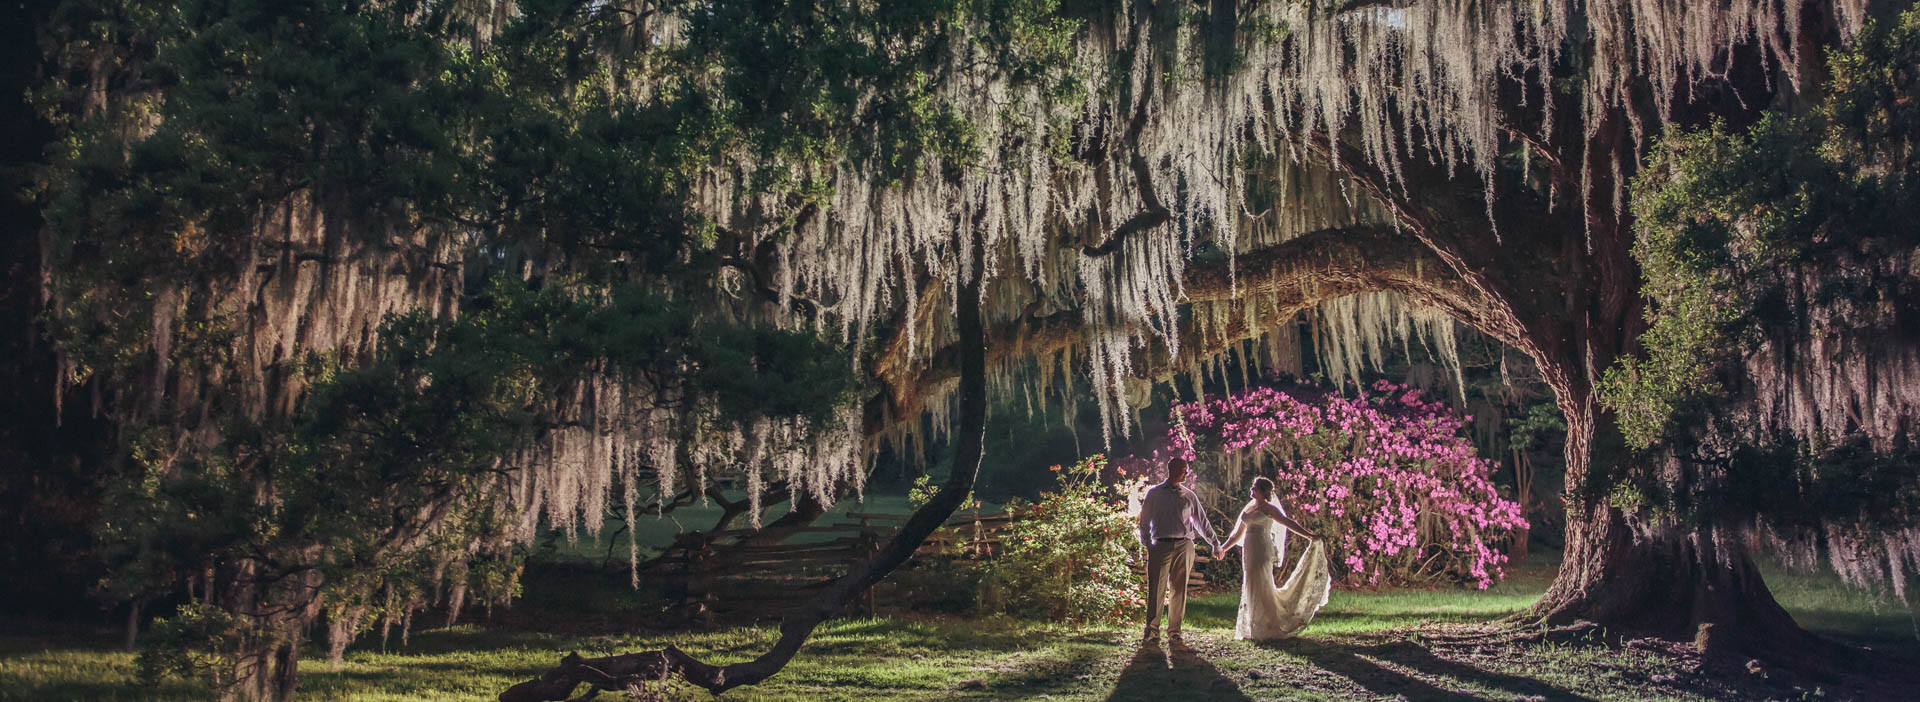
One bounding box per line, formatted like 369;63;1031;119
889;556;990;614
980;456;1141;623
136;603;251;692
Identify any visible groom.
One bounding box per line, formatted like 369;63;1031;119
1137;457;1220;642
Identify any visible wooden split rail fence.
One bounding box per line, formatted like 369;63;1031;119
649;508;1210;622
848;511;1214;588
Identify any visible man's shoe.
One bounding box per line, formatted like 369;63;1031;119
1142;628;1160;640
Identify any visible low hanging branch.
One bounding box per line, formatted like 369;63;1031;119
1083;63;1170;259
624;481;827;574
1082;154;1173;257
868;225;1500;434
500;244;992;701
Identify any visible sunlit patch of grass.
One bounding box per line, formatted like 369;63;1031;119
1186;549;1558;636
535;494;955;564
1758;557;1920;653
1;551;1909;700
0;646;204;702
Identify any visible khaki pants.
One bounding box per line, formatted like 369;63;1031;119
1145;538;1194;633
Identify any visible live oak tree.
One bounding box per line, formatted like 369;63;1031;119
499;0;1918;695
1603;4;1920;619
11;0;1920;700
28;1;868;697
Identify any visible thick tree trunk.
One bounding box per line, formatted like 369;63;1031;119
124;599;143;652
1524;412;1850;682
500;242;993;701
230;632;300;702
1521;494;1913;693
223;572;306;702
1533;504;1801;647
326;606;366;666
1509;9;1893;667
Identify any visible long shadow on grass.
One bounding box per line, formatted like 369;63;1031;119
802;619;1050;656
1107;640;1252;702
1262;638;1478;701
1356;640;1599;702
978;642;1113;697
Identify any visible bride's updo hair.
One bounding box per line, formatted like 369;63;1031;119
1251;476;1275;498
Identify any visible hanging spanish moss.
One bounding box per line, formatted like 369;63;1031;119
721;0;1867;452
44;0;1878;592
23;2;1911;697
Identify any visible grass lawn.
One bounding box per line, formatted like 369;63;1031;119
534;493;992;564
3;552;1912;700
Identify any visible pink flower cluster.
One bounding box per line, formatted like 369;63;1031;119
1120;380;1527;589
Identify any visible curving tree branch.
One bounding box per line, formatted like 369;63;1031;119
868;225;1505;434
1082;153;1173;257
501;238;993;702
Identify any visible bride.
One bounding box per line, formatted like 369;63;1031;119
1221;477;1332;641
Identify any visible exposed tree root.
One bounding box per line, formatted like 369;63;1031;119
1486;504;1920;699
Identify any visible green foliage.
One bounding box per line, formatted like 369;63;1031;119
907;473;980;511
94;276;855;688
1718;436;1920;534
1507;401;1567;453
1823;9;1920;170
1606;8;1920;450
32;0;1099;389
1605;117;1795;448
637;0;1091;185
39;0;496;382
979;455;1141;622
135;603;249;692
887;555;992;614
34;0;902;684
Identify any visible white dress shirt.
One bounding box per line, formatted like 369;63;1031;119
1137;483;1220;550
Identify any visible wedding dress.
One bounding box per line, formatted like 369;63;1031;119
1234;505;1331;640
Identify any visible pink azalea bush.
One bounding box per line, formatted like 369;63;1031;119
1117;380;1527;589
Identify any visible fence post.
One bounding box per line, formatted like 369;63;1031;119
683;532;716;628
861;529;880;615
